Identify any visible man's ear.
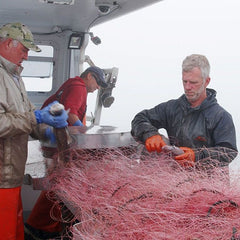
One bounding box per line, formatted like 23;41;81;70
87;72;92;80
6;38;12;47
0;38;12;50
206;77;210;86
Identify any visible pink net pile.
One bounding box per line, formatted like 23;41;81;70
45;146;240;240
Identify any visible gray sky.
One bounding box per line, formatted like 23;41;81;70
86;0;240;153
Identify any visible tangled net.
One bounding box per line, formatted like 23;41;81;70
43;145;240;240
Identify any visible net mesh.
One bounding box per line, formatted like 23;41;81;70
41;145;240;240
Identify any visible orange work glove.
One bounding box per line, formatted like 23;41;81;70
145;135;166;153
174;147;195;168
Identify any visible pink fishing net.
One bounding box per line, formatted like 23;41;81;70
44;146;240;240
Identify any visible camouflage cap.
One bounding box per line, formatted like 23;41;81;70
0;22;41;52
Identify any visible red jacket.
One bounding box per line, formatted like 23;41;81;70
42;76;87;125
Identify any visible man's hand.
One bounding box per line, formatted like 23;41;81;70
34;101;68;128
145;135;166;153
174;147;195;167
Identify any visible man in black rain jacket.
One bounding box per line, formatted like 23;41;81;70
131;54;238;168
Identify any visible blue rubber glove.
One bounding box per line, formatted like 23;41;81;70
34;101;68;128
45;127;56;144
73;119;84;126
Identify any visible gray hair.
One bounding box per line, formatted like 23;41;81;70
182;54;210;81
0;37;5;43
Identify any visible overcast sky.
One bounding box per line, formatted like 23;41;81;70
85;0;240;154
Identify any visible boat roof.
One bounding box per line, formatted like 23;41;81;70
0;0;163;33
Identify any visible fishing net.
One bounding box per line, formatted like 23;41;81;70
42;145;240;240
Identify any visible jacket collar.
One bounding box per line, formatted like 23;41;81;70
0;55;23;76
180;88;217;111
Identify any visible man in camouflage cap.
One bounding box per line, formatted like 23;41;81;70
0;22;41;52
0;22;69;240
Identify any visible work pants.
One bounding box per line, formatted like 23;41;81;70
0;186;24;240
26;190;63;233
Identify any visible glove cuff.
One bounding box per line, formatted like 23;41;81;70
73;119;84;126
34;110;42;124
45;127;52;138
45;127;56;144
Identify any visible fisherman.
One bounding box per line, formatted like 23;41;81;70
131;54;238;168
0;22;68;240
25;66;108;239
42;66;107;126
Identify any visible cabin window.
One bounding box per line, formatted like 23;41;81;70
21;45;54;92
